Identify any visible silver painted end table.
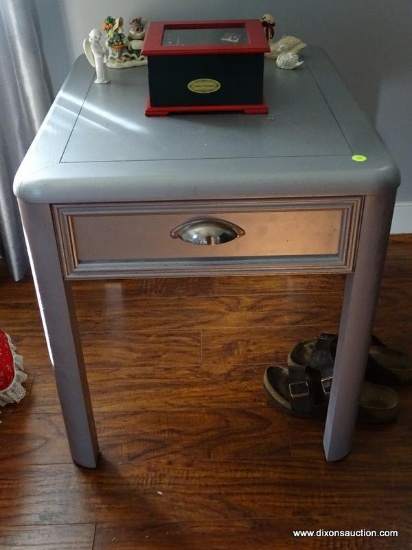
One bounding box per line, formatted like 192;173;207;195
14;47;400;467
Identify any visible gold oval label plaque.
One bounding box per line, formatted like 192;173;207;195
187;78;221;94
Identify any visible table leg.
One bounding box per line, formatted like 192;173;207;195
323;190;397;461
18;201;99;468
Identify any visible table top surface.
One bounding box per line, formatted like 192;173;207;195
14;46;399;204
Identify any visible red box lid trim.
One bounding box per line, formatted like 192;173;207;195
142;19;270;56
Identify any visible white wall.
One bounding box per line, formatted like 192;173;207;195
34;0;412;231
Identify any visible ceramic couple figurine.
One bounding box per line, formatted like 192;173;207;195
102;16;147;68
83;29;110;84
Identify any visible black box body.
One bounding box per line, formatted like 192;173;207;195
147;53;265;108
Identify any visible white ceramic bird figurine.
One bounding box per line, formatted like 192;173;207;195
276;51;304;70
266;35;306;68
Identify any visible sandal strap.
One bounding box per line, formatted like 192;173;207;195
310;332;336;396
286;332;337;414
288;364;329;415
288;364;312;414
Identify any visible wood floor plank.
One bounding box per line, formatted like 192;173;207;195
71;293;344;334
82;329;201;366
96;407;290;464
89;363;261;412
71;274;346;301
0;411;71;465
0;524;95;549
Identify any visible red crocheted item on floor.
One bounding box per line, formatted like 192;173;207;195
0;330;26;406
0;330;15;391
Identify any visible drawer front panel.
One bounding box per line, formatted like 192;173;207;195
53;198;362;278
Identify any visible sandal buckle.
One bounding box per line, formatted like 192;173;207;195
289;381;310;399
319;332;336;342
321;376;333;395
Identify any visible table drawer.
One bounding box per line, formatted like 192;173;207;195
53;197;362;279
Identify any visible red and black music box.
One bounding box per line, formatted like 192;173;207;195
141;19;270;116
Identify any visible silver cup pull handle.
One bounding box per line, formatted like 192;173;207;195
170;218;245;245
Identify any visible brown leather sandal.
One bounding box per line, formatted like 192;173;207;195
289;332;412;386
263;364;399;423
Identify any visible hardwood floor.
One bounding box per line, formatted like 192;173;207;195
0;235;411;549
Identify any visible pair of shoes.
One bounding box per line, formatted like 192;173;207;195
289;332;412;386
263;332;406;423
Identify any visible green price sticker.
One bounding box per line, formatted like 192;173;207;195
352;155;367;162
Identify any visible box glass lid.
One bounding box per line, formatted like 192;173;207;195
162;26;249;46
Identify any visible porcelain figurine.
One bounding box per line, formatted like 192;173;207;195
276;51;304;70
103;15;147;68
126;18;147;64
129;17;146;40
261;13;276;43
264;34;306;68
269;35;307;57
104;17;128;63
83;29;110;84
